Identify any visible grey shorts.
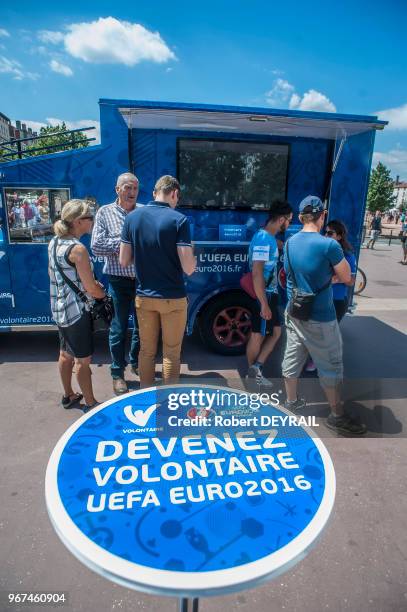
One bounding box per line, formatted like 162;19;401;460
282;312;343;387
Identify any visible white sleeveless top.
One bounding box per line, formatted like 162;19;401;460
48;236;92;327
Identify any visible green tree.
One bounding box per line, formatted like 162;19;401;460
26;122;89;156
1;122;90;162
367;162;396;212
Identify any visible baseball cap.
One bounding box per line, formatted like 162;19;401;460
299;195;325;213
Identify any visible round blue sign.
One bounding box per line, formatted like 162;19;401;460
46;385;335;597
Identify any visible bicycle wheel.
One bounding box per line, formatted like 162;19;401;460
354;267;367;295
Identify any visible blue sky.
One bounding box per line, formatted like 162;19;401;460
1;0;407;178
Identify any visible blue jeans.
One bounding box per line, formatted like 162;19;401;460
108;275;139;379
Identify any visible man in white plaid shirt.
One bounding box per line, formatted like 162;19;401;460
91;172;140;395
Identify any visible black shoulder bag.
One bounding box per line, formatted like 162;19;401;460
53;238;114;332
286;239;331;321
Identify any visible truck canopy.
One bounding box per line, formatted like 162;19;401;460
106;98;387;139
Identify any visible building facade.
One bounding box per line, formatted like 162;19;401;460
0;113;38;144
0;112;11;143
393;177;407;210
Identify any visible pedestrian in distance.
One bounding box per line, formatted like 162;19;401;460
48;199;106;413
120;175;196;388
399;221;407;265
22;200;33;227
91;172;141;395
325;220;356;321
282;195;366;436
366;210;382;249
245;199;293;387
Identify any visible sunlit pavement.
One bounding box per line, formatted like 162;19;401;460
0;242;406;611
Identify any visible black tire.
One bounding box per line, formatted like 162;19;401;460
354;267;367;295
198;291;255;356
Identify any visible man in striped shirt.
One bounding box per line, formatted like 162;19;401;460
91;172;140;395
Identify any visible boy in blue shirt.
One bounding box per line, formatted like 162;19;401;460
246;200;293;386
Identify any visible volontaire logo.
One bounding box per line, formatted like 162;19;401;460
123;403;159;427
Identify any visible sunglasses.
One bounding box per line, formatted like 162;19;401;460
80;215;94;221
325;230;335;236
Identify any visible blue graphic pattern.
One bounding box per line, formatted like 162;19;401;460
57;387;327;573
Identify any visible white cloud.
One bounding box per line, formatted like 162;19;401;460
265;78;295;106
372;149;407;180
376;103;407;130
38;30;64;44
0;28;10;38
289;93;301;108
289;89;336;113
0;56;23;79
265;79;336;113
64;16;176;66
0;55;39;80
50;59;73;76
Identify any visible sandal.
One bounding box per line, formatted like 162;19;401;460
61;393;83;409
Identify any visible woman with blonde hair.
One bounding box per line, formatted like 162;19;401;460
48;199;106;412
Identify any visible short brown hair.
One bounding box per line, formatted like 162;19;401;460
299;211;324;225
154;175;180;195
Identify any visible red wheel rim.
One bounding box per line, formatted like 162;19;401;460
212;306;252;347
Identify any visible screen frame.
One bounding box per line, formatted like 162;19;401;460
2;186;71;245
176;137;291;211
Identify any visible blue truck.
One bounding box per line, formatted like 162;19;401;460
0;98;386;354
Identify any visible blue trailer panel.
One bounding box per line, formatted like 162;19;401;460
0;99;386;353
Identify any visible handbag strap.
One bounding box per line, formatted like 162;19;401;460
285;239;298;289
53;237;88;304
286;238;331;295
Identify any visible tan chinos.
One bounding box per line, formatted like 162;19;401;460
135;296;188;387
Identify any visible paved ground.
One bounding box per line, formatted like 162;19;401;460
0;242;406;612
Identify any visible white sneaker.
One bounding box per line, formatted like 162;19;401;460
246;365;274;388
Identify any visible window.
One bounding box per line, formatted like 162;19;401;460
4;188;70;243
178;139;289;210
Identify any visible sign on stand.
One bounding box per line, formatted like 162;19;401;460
46;385;335;608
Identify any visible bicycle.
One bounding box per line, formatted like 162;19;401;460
354;267;367;295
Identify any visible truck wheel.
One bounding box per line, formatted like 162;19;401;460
199;291;255;355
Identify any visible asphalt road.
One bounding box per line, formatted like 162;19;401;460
0;242;406;612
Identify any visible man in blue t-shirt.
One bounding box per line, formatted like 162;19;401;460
246;200;293;387
282;195;366;436
120;175;196;387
